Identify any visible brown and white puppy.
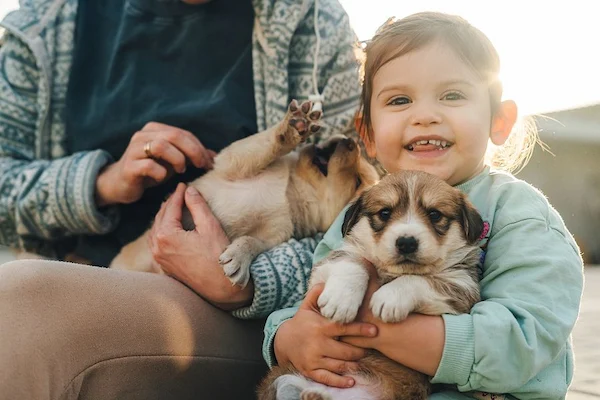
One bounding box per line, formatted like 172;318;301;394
258;170;484;400
110;100;379;287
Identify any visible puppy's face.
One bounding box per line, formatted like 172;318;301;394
342;170;483;277
296;135;379;230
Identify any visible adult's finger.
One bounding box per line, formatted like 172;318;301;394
161;183;186;228
133;159;168;183
183;187;214;229
139;123;211;169
139;139;187;173
157;126;213;169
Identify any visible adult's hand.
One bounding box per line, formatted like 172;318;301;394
95;122;216;207
148;183;253;310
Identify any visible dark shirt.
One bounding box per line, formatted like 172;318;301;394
65;0;256;266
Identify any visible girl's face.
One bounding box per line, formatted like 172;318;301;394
367;41;512;186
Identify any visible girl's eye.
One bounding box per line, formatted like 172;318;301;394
388;97;411;106
378;208;392;221
428;209;443;223
441;92;465;101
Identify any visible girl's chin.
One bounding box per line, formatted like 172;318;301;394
388;164;451;180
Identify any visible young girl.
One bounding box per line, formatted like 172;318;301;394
262;12;584;400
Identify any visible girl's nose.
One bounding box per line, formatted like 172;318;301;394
409;103;442;126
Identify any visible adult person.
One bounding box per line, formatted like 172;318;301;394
0;0;365;398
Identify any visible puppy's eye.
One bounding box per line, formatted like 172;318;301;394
428;209;443;223
378;208;392;221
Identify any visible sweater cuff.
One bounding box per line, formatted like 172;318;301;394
262;307;299;368
231;249;282;319
232;235;321;320
262;318;294;369
431;313;475;387
51;150;119;234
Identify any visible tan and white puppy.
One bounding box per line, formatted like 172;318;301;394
259;170;484;400
111;100;379;287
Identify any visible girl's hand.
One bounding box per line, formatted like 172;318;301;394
274;284;378;388
95;122;216;207
148;183;253;310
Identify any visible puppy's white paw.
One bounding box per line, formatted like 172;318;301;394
318;280;364;324
370;284;413;323
218;245;252;288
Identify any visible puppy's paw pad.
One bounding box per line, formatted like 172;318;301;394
370;287;411;323
284;99;322;143
317;283;362;324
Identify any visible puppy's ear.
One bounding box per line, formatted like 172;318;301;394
342;197;363;237
460;196;484;244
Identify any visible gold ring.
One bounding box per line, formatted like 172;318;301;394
144;141;154;159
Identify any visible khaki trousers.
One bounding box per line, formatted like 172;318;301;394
0;260;267;400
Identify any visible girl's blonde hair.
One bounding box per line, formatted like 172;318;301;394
358;12;539;173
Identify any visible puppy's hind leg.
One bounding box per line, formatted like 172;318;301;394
218;236;275;287
214;100;322;180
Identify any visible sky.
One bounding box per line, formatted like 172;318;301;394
1;0;598;116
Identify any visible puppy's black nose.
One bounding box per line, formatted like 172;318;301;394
396;236;418;254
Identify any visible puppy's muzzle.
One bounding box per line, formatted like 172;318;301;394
312;137;356;176
396;236;419;255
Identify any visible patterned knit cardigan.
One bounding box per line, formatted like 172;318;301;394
0;0;362;318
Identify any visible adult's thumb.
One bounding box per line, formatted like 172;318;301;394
184;186;212;226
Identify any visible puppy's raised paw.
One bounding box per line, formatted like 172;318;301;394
279;99;322;147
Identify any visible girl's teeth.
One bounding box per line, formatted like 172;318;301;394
407;139;451;150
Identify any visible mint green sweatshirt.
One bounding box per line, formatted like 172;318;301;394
262;167;583;400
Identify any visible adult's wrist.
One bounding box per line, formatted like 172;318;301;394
95;164;117;207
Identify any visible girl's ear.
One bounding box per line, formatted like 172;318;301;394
490;100;518;145
354;114;377;158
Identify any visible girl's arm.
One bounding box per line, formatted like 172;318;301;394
0;34;119;255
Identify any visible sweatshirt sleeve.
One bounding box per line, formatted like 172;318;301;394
432;191;583;398
231;234;322;320
0;31;119;255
